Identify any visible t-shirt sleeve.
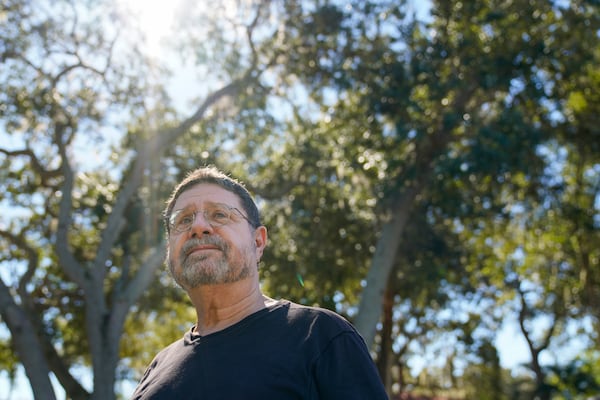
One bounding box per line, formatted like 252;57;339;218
313;330;389;399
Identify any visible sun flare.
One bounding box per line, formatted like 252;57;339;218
117;0;185;56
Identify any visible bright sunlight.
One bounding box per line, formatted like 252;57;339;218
117;0;185;56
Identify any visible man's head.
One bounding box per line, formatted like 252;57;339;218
164;166;261;234
164;166;267;289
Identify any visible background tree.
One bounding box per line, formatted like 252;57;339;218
249;1;599;397
0;0;270;398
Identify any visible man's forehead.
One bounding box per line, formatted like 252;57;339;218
174;183;240;208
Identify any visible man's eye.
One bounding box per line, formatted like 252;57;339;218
209;209;229;222
177;213;195;226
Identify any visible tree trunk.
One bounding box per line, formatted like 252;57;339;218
352;111;461;348
90;350;119;400
85;284;134;400
376;283;394;396
0;283;56;400
354;186;419;348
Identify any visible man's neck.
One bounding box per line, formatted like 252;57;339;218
187;280;268;336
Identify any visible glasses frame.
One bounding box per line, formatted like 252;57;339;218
167;202;251;234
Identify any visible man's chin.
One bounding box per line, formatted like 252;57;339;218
177;262;229;287
183;252;215;264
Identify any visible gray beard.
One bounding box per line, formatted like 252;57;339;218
168;237;253;288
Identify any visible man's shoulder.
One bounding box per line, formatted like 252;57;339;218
149;330;193;361
284;300;345;317
275;299;356;332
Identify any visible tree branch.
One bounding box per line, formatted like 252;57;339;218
0;147;62;186
93;75;257;281
0;230;38;293
121;246;166;305
53;125;85;287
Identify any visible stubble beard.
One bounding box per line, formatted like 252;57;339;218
168;237;254;288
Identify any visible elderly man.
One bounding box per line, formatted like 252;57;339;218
132;166;388;399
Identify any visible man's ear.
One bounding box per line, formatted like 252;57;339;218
254;226;268;259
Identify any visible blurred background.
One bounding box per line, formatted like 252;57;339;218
1;0;599;399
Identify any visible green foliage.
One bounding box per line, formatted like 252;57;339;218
120;287;195;377
0;0;175;398
0;337;19;386
544;355;600;398
461;341;511;400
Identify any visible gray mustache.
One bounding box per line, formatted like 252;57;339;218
181;237;227;257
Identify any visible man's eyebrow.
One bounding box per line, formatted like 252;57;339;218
172;204;197;214
173;201;228;211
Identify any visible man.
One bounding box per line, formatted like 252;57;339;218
132;166;388;399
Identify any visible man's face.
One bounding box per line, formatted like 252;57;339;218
166;183;266;289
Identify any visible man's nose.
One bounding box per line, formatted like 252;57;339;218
190;210;213;236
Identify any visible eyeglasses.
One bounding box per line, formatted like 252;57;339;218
168;202;251;233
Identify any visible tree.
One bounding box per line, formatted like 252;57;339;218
184;2;600;395
251;1;600;396
0;0;268;398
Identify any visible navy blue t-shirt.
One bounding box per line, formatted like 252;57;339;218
132;300;388;399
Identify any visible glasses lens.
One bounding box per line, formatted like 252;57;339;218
169;203;248;233
205;204;232;226
170;210;195;232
